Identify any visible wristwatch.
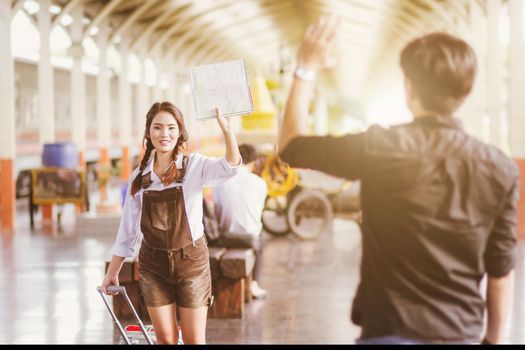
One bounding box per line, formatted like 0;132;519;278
294;66;317;82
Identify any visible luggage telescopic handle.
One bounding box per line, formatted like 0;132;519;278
97;285;125;294
97;285;154;345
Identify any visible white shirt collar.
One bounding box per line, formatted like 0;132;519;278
142;151;184;177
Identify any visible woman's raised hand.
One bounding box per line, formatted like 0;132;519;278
214;107;232;134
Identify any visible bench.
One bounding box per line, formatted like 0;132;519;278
207;247;256;319
105;246;255;321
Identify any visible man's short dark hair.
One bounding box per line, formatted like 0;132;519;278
400;32;477;115
239;144;257;164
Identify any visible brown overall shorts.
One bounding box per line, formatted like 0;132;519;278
138;156;213;308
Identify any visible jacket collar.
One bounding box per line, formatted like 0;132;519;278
411;115;463;130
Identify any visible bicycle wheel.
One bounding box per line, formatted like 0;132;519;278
262;195;290;236
287;189;333;240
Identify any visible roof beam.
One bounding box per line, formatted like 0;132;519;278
164;1;293;64
185;12;378;67
109;0;158;42
82;0;126;41
149;0;241;56
51;0;81;29
418;0;457;31
198;28;376;67
129;1;188;52
11;0;28;17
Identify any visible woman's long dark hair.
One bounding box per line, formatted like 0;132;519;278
131;101;188;197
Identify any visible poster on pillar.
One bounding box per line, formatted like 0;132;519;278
189;59;254;120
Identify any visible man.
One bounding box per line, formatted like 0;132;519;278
278;16;519;344
212;143;268;299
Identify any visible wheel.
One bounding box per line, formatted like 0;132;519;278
261;195;290;236
286;189;333;240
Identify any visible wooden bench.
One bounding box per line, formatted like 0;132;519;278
105;246;255;321
208;247;256;319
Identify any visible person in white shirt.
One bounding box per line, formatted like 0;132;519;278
100;101;241;344
212;144;268;299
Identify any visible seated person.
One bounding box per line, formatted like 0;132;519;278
212;144;268;299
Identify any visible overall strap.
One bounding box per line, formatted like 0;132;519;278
175;155;189;183
141;172;153;189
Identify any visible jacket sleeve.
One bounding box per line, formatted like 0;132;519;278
279;133;366;181
484;177;519;277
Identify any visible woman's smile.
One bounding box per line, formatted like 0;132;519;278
150;111;180;151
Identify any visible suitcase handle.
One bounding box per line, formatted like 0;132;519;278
97;285;125;294
97;285;154;345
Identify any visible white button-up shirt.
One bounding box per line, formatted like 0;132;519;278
111;152;240;258
212;167;268;236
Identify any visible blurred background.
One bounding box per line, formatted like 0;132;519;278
0;0;524;344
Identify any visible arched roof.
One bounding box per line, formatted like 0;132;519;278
12;0;481;97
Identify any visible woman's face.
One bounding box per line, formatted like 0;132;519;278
149;111;180;154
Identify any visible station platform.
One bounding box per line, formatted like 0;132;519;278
0;192;524;344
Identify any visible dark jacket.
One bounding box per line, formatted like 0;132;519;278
279;115;519;343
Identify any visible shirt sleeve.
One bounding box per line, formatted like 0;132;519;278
484;177;519;277
278;133;366;180
111;171;143;258
200;154;242;187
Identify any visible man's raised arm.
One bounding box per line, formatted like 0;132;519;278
278;15;340;152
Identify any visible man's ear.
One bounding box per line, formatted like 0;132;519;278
404;77;413;99
404;77;417;113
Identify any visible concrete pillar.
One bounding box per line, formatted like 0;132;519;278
152;58;161;102
136;49;149;161
173;65;195;149
38;0;55;146
0;0;16;233
508;0;525;240
185;80;198;151
161;65;170;102
118;40;132;180
462;0;486;141
96;25;112;202
158;56;175;102
69;4;86;170
487;0;502;148
166;65;177;104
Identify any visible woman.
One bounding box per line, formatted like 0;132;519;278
101;101;241;344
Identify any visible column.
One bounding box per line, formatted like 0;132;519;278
136;49;149;162
69;4;86;169
96;25;112;203
152;58;161;102
0;0;15;233
118;40;132;180
462;0;487;141
166;65;177;104
508;0;525;240
176;66;195;150
487;0;502;148
38;0;55;146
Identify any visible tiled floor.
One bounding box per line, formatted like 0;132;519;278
0;197;524;344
